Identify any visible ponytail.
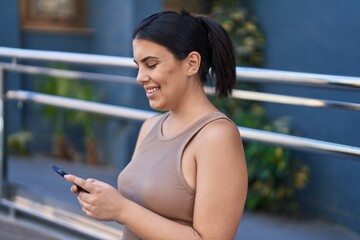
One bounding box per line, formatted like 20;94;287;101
197;17;236;97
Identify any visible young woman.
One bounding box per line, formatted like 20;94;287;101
65;10;248;240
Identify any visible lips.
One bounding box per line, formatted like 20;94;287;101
145;87;160;94
144;86;160;98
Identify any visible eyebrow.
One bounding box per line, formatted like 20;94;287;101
133;56;159;64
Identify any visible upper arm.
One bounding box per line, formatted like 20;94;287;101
193;120;248;239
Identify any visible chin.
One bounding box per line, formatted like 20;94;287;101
149;102;167;112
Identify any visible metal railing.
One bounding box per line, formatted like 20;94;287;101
0;46;359;160
1;47;360;89
0;46;360;238
5;90;360;158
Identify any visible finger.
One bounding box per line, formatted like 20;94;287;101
82;207;93;218
88;178;109;187
78;190;91;202
86;178;96;183
77;196;93;214
70;184;78;193
78;198;89;215
65;175;93;193
77;196;83;207
71;185;84;195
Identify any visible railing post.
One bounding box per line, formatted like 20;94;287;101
0;65;6;198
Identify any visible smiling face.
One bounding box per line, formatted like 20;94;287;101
133;38;196;111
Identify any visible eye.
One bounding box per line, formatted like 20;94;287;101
145;59;158;69
147;63;157;69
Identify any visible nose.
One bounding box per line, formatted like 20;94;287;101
136;67;150;85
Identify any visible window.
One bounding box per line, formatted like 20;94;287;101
163;0;212;14
19;0;87;32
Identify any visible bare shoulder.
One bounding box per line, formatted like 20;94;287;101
197;118;242;147
193;117;245;167
134;113;163;151
140;113;163;133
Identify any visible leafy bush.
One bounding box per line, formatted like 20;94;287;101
8;131;33;155
36;63;102;164
211;1;309;214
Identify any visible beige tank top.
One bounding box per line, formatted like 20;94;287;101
118;112;230;240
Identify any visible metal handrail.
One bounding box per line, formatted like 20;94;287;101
6;90;360;158
0;47;135;68
6;90;154;121
0;47;359;158
1;62;136;85
3;63;360;111
1;47;360;90
0;198;122;239
235;66;360;90
205;87;360;111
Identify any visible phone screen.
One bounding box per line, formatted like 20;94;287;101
52;165;67;177
52;165;88;193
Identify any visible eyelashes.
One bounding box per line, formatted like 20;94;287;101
148;64;157;69
135;61;158;72
136;64;157;71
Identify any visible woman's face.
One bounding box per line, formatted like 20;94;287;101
133;38;192;111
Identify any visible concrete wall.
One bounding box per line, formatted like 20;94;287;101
245;0;360;233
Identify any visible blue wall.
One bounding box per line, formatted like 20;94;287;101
85;0;161;169
0;0;20;48
0;0;161;169
0;0;22;135
246;0;360;233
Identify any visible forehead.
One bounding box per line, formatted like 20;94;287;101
132;39;173;61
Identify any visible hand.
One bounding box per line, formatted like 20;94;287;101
64;175;125;221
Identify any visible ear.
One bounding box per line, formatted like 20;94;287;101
186;51;201;77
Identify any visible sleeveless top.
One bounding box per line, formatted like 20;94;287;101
118;112;230;240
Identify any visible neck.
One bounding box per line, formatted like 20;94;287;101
166;86;218;128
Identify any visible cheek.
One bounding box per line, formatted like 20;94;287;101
153;66;179;85
151;60;188;91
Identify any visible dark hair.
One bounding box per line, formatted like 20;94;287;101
133;10;236;97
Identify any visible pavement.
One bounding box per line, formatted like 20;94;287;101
1;155;359;240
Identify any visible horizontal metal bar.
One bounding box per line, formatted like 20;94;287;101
0;197;122;240
236;66;360;90
239;127;360;157
206;86;360;111
1;47;360;90
0;47;135;68
4;64;359;111
233;90;360;111
6;90;360;158
230;89;360;111
6;90;155;121
1;63;136;85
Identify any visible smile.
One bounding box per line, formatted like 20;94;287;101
146;87;160;94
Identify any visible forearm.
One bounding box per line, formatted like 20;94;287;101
118;198;201;240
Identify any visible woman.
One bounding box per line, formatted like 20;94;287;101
65;10;248;240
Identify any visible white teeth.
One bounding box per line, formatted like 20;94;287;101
146;87;159;94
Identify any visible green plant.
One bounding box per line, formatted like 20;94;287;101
37;63;102;164
7;131;33;155
211;0;265;67
210;1;310;214
70;81;103;165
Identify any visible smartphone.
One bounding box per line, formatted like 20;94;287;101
52;165;89;193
